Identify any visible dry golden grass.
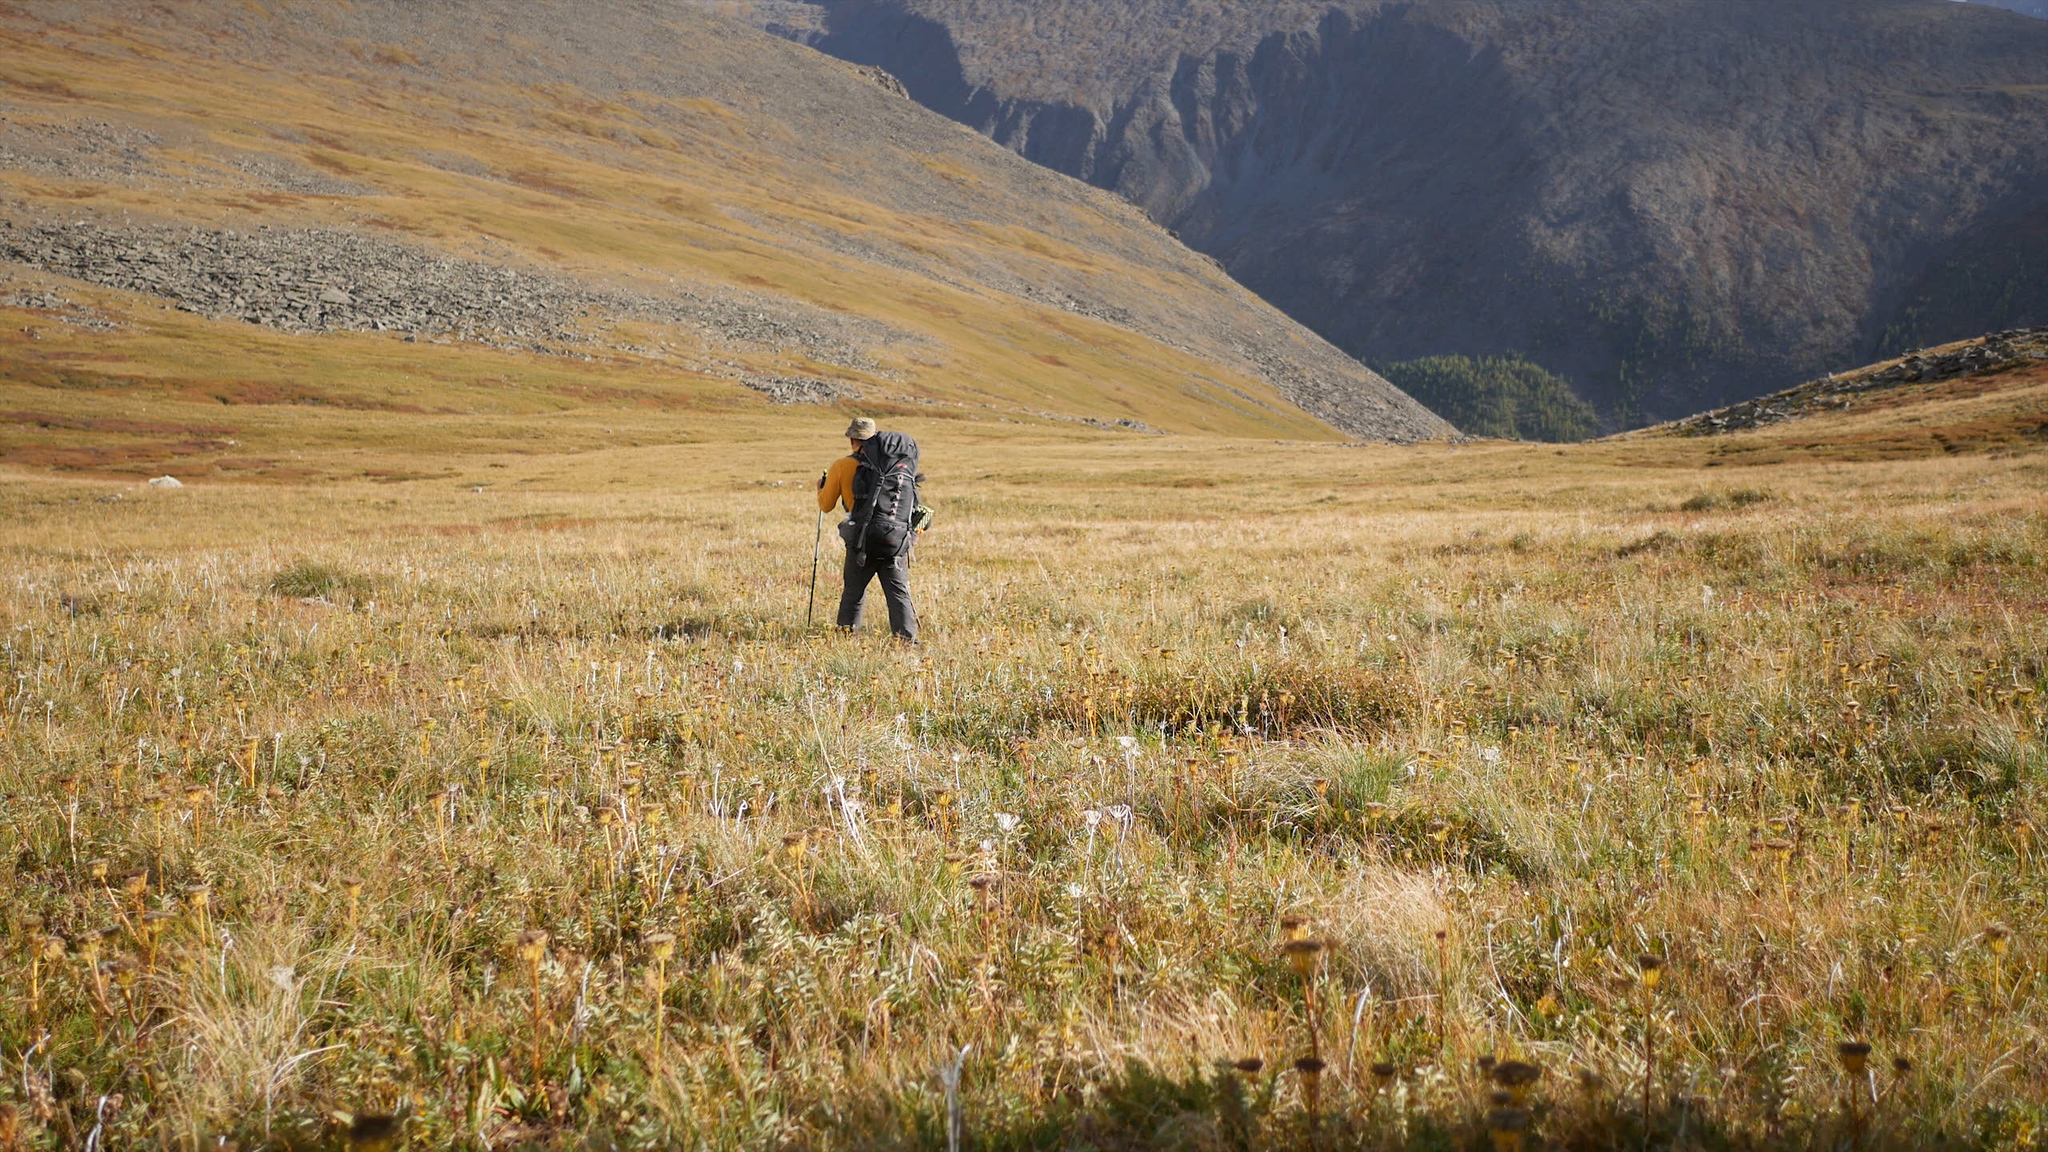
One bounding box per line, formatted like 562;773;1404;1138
0;1;1357;443
2;402;2044;1149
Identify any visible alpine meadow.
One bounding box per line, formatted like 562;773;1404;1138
3;2;2047;1152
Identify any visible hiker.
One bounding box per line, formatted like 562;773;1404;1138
817;417;922;642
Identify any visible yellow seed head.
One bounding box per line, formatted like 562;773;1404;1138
516;929;550;966
646;932;676;965
1282;938;1325;979
1837;1041;1871;1076
1492;1060;1543;1105
1636;954;1665;990
1984;924;2010;957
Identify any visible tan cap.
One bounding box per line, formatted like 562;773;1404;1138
844;417;878;440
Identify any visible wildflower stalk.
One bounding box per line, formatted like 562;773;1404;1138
1637;954;1664;1142
517;929;550;1088
647;932;675;1075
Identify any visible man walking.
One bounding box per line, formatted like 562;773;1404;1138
817;417;920;642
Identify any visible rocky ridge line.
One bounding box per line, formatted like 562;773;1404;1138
0;215;891;373
1671;329;2048;436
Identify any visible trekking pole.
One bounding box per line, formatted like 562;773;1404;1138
806;508;824;627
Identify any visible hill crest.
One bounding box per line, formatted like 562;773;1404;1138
0;0;1453;481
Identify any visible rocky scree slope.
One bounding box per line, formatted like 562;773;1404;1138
0;1;1451;440
0;217;880;401
738;0;2048;426
1668;327;2048;437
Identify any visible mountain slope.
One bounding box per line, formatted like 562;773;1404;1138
0;0;1452;476
1647;326;2048;460
739;0;2048;426
1971;1;2047;17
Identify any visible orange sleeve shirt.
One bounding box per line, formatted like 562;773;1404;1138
817;454;860;513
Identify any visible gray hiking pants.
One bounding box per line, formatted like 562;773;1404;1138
837;550;917;640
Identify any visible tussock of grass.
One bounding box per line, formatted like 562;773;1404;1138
266;560;374;602
1679;486;1775;511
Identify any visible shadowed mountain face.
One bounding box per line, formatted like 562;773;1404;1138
744;0;2048;425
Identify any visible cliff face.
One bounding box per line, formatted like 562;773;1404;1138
754;0;2048;424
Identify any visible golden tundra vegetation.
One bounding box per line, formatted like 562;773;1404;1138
2;358;2045;1150
0;0;1393;444
1;3;2045;1149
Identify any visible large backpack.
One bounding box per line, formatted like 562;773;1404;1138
847;431;921;563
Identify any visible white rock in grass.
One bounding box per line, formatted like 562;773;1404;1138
146;475;183;488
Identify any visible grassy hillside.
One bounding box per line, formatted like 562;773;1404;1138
1650;328;2048;464
0;0;1451;467
0;362;2044;1146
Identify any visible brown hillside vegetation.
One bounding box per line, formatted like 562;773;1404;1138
0;0;1448;447
0;354;2044;1147
1653;328;2048;464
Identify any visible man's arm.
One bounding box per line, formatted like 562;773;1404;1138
817;456;857;513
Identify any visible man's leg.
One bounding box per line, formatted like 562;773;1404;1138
836;551;875;629
876;555;917;641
